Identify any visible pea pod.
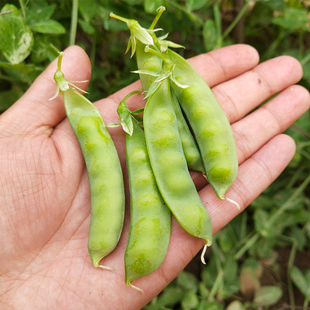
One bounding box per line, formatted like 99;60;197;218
135;43;205;173
110;10;205;173
116;92;171;291
53;52;125;268
143;70;212;250
166;48;238;201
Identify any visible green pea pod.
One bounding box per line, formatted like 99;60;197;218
170;89;205;173
135;42;204;173
110;10;205;173
116;91;171;290
53;53;125;268
144;76;212;249
124;118;171;291
166;48;238;201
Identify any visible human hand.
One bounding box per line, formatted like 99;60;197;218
0;45;309;310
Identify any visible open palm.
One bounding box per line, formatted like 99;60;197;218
0;45;309;310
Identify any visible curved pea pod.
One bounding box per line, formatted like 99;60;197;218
110;10;205;173
64;89;125;267
166;48;238;201
144;77;212;248
124;119;171;290
135;42;205;173
53;53;125;268
170;89;205;173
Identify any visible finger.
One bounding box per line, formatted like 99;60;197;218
99;44;260;123
234;84;310;165
0;46;91;135
212;55;304;123
188;43;260;87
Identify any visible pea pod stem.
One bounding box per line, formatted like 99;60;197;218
149;6;166;30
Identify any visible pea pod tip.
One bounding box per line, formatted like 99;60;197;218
128;283;144;294
98;265;115;272
225;197;240;211
200;244;210;265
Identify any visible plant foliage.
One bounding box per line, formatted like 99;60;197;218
0;0;310;308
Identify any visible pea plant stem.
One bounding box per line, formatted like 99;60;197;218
234;233;260;261
69;0;79;46
267;173;310;227
90;29;97;69
286;165;304;190
222;0;249;40
300;51;310;66
18;0;26;18
234;173;310;260
298;32;304;61
208;270;223;302
279;235;297;308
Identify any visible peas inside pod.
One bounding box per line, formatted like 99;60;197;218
50;5;240;293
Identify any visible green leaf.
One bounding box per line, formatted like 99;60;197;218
302;62;310;79
198;301;224;310
222;258;238;284
1;4;21;16
181;290;199;310
186;0;209;11
254;209;270;237
30;19;65;34
30;34;51;63
290;266;310;300
217;281;240;300
26;4;56;27
121;0;143;5
253;286;283;306
78;19;95;35
0;87;23;112
0;61;36;73
198;282;209;298
201;257;218;288
217;226;236;253
177;271;199;293
225;300;245;310
0;14;33;64
78;0;98;22
290;227;307;250
203;19;217;52
157;286;184;308
272;8;310;32
257;0;284;11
